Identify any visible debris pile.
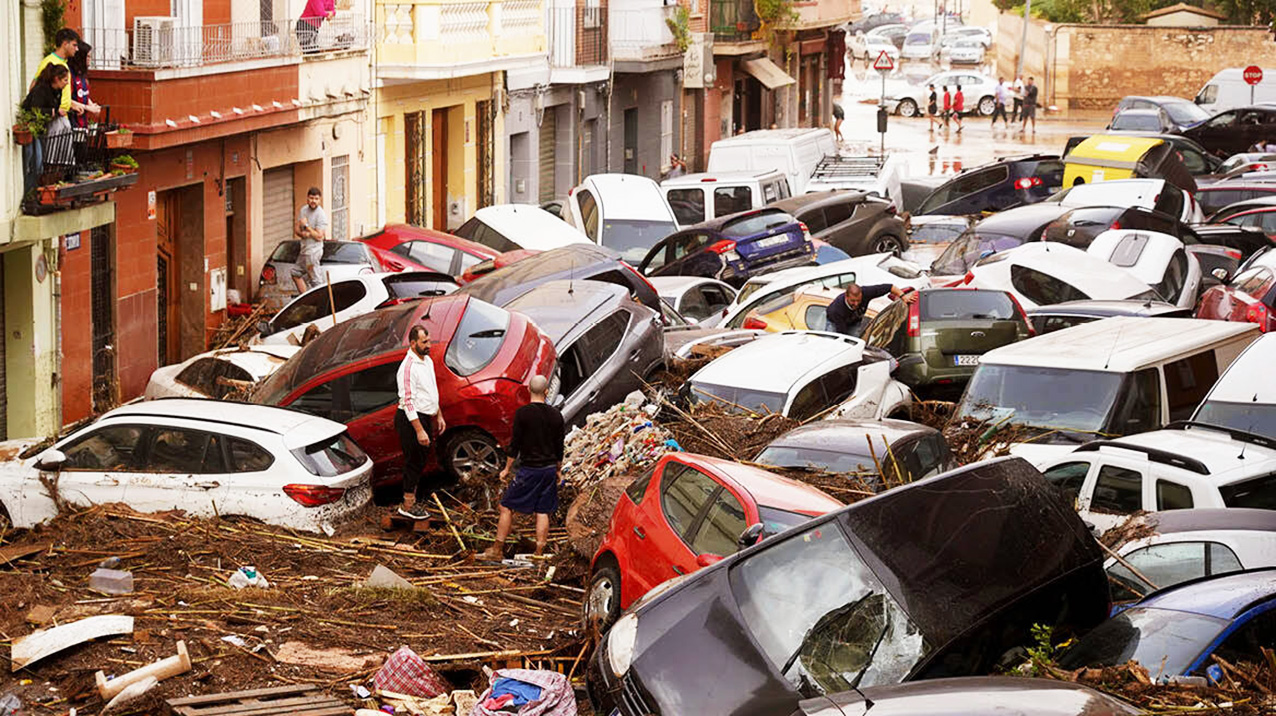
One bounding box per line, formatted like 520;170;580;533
1040;659;1276;715
560;392;673;493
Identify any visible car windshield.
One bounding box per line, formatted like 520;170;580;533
921;290;1016;320
690;381;787;415
757;505;815;536
931;233;1024;276
730;521;926;696
601;219;678;264
291;432;368;477
1162;101;1209;126
955;365;1124;437
323;242;370;264
1057;607;1226;677
1112;113;1162;131
755;445;879;477
910;221;970;244
722;210;797;237
1194;400;1276;441
444;299;511;376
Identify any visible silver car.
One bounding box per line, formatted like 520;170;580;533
257;240;381;304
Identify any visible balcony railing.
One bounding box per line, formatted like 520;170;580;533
20;109;139;216
377;0;545;74
85;16;371;71
548;3;607;68
610;6;680;62
709;0;758;42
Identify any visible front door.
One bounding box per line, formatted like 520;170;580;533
155;191;180;366
624;108;638;175
90;225;115;412
432;108;449;229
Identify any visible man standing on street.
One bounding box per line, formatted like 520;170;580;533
1020;76;1039;134
952;85;965;133
395;325;446;520
927;84;939;132
482;375;565;561
1012;75;1025;122
991;77;1010;128
832;101;845;142
941;86;951;130
292;187;328;294
825;283;918;338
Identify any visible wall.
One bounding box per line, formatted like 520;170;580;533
609;70;679;178
505;82;608;201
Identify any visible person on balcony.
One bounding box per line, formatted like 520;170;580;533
68;41;102;130
297;0;335;54
21;64;70;196
31;29;97;119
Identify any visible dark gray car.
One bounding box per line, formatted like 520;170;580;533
456;244;662;313
754;418;956;484
506;280;663;426
795;677;1139;716
770;191;909;257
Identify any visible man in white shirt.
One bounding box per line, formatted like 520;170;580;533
1011;76;1025;122
292;187;329;293
395;325;446;519
991;77;1011;128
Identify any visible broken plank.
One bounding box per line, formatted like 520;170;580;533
167;684;350;715
0;541;51;567
11;614;134;671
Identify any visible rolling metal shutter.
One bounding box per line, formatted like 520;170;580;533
0;254;6;440
538;108;557;204
262;167;295;261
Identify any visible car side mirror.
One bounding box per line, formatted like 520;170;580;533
737;522;766;550
695;554;723;568
1211;267;1230;282
257;320;273;337
35;449;66;472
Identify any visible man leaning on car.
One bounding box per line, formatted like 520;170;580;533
826;283;917;337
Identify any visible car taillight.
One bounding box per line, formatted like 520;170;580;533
261;265;277;283
283;484;346;507
1226;248;1243;260
742;316;768;330
1006;292;1035;335
1110;220;1121;230
1014;177;1042;190
1246;303;1270;331
377;297;414;308
962;270;975;286
708;239;739;255
906;298;920;337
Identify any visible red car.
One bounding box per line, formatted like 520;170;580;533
360;224;500;277
585;452;841;628
1196;248;1276;332
251;294;557;487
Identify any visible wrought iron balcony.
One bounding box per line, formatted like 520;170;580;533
709;0;759;43
19;109;139;216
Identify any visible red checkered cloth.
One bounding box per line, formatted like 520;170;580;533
470;668;576;716
374;646;449;698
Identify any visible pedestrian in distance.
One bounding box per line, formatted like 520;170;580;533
1020;76;1039;134
991;76;1011;128
941;86;951;130
297;0;335;53
292;187;328;293
481;375;565;561
952;85;965;133
833;101;845;142
1012;75;1025;122
825;282;918;338
927;84;939;132
394;325;447;520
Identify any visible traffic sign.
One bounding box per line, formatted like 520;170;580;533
873;50;895;72
1245;65;1264;85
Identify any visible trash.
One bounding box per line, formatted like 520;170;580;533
363;564;416;590
355;710;384;716
11;614;134;672
376;690;452;715
0;693;20;716
168;685;348;715
559;394;673;493
25;605;56;625
95;640;191;700
471;669;575;716
98;556;122;569
373;646;448;698
89;567;134;595
351;684;372;699
452;690;478;714
274;641;381;671
227;566;270;589
220;635;247;648
102;675;157;713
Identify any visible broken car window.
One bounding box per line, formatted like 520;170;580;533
62;425;147;472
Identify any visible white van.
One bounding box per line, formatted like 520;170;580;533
1196;68;1276;114
952;317;1260;465
454;204;591;253
564;174;679;264
1192;333;1276;438
660;170;792;226
707;128;838;194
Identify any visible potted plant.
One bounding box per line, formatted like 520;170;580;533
105;127;133;148
109;154;138;174
13;108;49;146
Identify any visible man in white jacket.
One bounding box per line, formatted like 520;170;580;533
395;325;447;519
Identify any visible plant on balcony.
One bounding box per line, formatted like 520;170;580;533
755;0;798;42
14;107;50;146
40;0;66;54
666;5;692;52
110;155;139;174
105;128;134;149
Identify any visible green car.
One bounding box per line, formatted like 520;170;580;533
860;288;1033;393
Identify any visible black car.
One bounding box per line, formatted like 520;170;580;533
1112;95;1211;133
915;155;1066;216
638;208;814;286
848;11;906;34
771;191;909;257
455;244;662;313
1062;133;1221;176
754;418;956;484
1191;223;1272;260
1041;205;1196;249
1026;299;1191;334
1182;105;1276;158
796;677;1140;716
587;457;1108;716
929;203;1073;277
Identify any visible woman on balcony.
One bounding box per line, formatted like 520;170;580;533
297;0;335;54
21;64;70;196
68;42;102;130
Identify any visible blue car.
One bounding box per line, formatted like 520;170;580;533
637;208;814;286
1058;569;1276;682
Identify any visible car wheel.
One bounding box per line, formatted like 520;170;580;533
897;98;919;118
978;95;995;116
586;563;623;630
443;429;504;483
872;234;904;256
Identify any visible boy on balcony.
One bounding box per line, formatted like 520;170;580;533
298;0;335;53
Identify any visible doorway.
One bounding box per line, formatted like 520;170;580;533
623;108;638;174
90;224;115;413
226;177;247;299
156;185;206;366
432;108;448;229
734;77;762;132
156;192;180;366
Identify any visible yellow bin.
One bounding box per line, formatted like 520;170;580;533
1062;135;1173;187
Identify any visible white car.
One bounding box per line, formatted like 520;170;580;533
857;34;901;63
257;240;383;303
939;26;993;49
565;174;680;265
964;243;1160;310
254;271;457;346
144;346;301;400
900;30;936;60
1086;230;1202;309
884;70;1000;117
1213;153;1276;180
454;204;593;253
1037;423;1276;534
1043;178;1205;224
942;39;986;65
705;253;929;329
1193;333;1276;439
0;400;373;533
1105;508;1276;602
648;276;738;323
686;331;911;421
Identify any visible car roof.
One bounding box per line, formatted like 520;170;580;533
1204;333;1276;404
771;190;870;212
710;127;833;145
739;253;891;290
364;224;499;257
661;170;786;188
1100;425;1276;481
577;174;671;220
1143;508;1276;537
1136;568;1276;619
1026;298;1184;317
472;205;591;249
209;346;299;377
504;280;627;344
673;452;843;514
648;275;729;297
970;202;1073;233
764;418;936;454
101;399;345;449
979;316;1257;372
457;244;621;305
691;331;864;393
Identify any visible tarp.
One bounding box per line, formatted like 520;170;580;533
742;57;796;90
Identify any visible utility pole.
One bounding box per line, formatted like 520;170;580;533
1016;0;1032;79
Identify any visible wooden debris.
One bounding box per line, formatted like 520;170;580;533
95;639;191;699
0;540;51;566
11;614;134;671
273;641;381;672
168;684;350;716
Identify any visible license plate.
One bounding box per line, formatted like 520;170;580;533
609;710;619;716
954;354;980;366
755;235;789;249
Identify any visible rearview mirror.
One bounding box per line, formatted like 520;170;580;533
1211;267;1230;282
257;320;272;337
737;522;766;550
695;554;723;568
35;449;66;472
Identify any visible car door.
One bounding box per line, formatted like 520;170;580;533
1188;111;1238;155
344;361;403;480
1041;459;1093;510
127;425;231;516
563;310;630;422
644;461;724;585
268;280;370;344
48;423;150;509
1083;460;1149;534
639;235;676;275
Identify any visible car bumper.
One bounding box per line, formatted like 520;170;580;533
899;361;977;389
587;640;658;716
882;98;903;113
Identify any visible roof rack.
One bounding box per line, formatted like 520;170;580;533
810;155;886;179
1074;439;1210;475
1165;420;1276;451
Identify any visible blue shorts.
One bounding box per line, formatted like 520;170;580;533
500;465;560;515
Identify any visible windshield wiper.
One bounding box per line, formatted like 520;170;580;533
467;329;506;339
780;594;871;677
847;619;891;691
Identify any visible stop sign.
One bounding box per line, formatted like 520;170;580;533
1244;65;1264;86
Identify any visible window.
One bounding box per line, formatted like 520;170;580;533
804;305;829;331
920;290;1014;320
348;362;399;416
1108;542;1207;601
228;438;274;472
577;190;599;242
1010;265;1088;306
714;187;753;217
292;432;367;476
455;218;519;253
1177;147;1210;175
147;428;223;474
175;358;252;399
1042;461;1090;504
1109;368;1162;434
701;285;733;313
789;381;826;422
62;425;146;471
690;490;747;556
819;365;860;406
1204;111;1237;129
625;463;657;505
1236;267;1276;302
581;311;629;370
660;100;674;173
445;300;511;376
1220;473;1276;509
1091;464;1144;514
273;281;368;331
668;188;706;226
919;166;1009;213
1164;352;1219;421
1154;184;1185;220
404;241;457;273
822;201;854;228
660;463;719;540
383;274;455;301
798;207;828;234
1156;480;1194;510
1154;249;1189;304
679;287;710;320
670;233;712;262
292;379;339;420
722;210;796;238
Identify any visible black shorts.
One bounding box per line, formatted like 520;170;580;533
500;465;560;515
1022;104;1037;119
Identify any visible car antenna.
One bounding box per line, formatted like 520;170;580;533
1101;322;1124;371
568;257;575;295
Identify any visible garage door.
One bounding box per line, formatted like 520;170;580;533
0;253;7;440
538;108;556;204
262;167;295;261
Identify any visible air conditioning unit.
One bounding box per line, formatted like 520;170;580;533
133;16;176;67
583;4;601;28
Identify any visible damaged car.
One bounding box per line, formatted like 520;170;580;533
754;418;956;484
587;456;1110;716
144;345;300;400
795;676;1139;716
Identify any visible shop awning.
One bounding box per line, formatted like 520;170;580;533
742;57;796;90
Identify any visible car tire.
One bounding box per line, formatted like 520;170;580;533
586;563;623;631
442;429;504;484
978;95;995;116
897;98;919;118
871;234;905;256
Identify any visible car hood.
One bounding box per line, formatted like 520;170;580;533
665;327;765;359
0;437;50;472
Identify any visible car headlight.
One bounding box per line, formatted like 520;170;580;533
607;613;640;678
